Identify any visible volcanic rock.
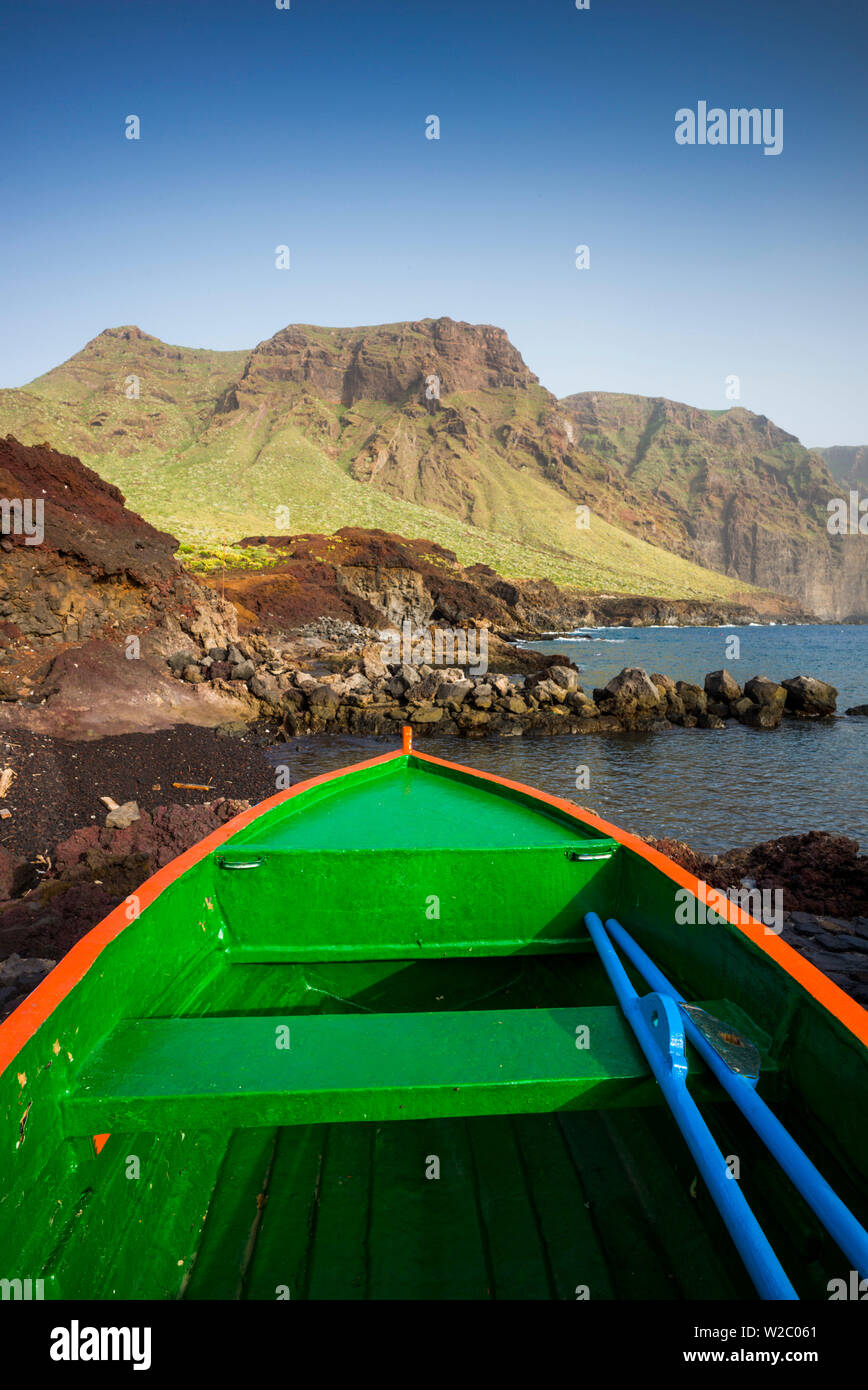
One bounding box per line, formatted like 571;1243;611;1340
676;681;707;715
744;675;787;711
704;669;742;703
604;667;661;707
781;676;838;718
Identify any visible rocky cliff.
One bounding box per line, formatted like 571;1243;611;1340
0;436;252;734
0;433;180;654
820;446;868;486
0;322;774;604
233;320;537;405
559;393;868;621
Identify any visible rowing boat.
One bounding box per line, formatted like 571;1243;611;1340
1;729;866;1301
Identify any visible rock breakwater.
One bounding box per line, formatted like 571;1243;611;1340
164;623;840;737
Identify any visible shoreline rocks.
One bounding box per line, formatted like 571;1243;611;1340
161;638;841;739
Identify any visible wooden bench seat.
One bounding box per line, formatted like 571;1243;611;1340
64;998;772;1135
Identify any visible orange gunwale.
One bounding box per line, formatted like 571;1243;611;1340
1;737;866;1080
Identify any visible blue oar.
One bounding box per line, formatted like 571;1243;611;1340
584;911;798;1300
598;912;868;1283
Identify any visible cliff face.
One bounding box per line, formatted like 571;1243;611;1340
559;393;867;621
688;513;868;622
0;434;180;650
0;436;251;733
236;320;537;405
820;446;868;486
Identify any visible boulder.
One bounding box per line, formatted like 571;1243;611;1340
652;673;676;693
704;669;742;703
846;704;868;717
781;676;838;718
182;664;206;684
308;685;340;719
361;644;388;682
741;703;783;730
744;675;787;712
343;673;373;696
457;708;491;728
409;705;443;723
604;668;661;708
534;679;567;705
565;690;598;715
436;679;474;707
547;665;580;692
168;651;200;672
731;697;756;721
0;953;56;988
676;681;707;716
407;671;442;704
249;672;279;702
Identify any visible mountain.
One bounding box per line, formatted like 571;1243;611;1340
820;446;868;486
0;319;862;616
0;323;755;604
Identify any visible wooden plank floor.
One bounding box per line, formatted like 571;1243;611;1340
183;1107;770;1300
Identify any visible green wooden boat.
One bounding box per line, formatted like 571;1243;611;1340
1;731;866;1301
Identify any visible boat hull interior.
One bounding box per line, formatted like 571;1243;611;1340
1;752;866;1300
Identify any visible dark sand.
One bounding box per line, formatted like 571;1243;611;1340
0;723;291;859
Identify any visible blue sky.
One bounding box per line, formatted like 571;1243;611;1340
1;0;866;445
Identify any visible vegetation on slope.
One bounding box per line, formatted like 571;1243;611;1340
0;322;799;602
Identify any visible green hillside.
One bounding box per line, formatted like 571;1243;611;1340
0;322;788;601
